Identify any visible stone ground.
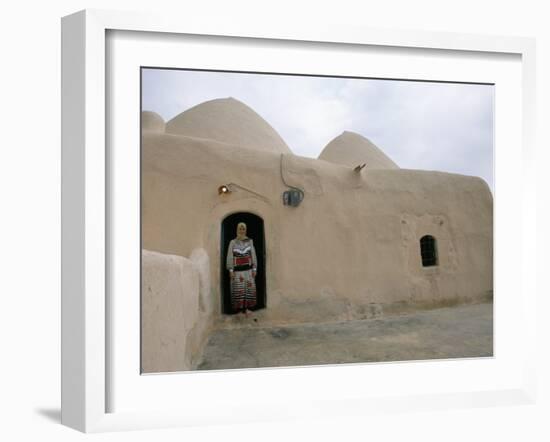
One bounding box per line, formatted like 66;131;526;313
197;302;493;370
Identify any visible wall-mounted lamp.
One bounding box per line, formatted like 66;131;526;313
218;184;231;195
282;188;304;207
217;183;267;201
279;154;305;207
354;163;366;172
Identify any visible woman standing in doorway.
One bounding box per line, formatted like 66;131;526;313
226;222;258;315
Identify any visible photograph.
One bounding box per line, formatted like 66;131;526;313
140;67;494;374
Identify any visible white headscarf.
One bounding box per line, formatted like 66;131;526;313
236;222;247;240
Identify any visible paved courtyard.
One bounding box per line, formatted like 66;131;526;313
197;302;493;370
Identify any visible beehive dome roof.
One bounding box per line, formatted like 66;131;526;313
319;131;398;169
141;111;166;133
165;97;291;154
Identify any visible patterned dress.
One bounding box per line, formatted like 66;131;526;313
226;237;258;312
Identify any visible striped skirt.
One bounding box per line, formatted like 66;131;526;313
230;269;257;312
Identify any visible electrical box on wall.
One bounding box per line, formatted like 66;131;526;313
282;189;304;207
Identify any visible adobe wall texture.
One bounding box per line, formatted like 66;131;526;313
141;130;493;326
141;249;215;373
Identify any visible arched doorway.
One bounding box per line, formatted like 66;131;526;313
221;212;266;314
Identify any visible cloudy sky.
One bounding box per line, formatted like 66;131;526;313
142;68;494;192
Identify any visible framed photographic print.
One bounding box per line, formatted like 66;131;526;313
139;66;495;375
61;9;537;433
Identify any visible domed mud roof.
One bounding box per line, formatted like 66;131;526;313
319;131;398;169
141;111;166;133
165;97;291;154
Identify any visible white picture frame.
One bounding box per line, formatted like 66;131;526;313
61;9;537;433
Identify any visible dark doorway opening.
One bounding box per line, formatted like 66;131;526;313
221;212;266;314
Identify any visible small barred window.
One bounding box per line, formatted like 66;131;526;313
420;235;438;267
